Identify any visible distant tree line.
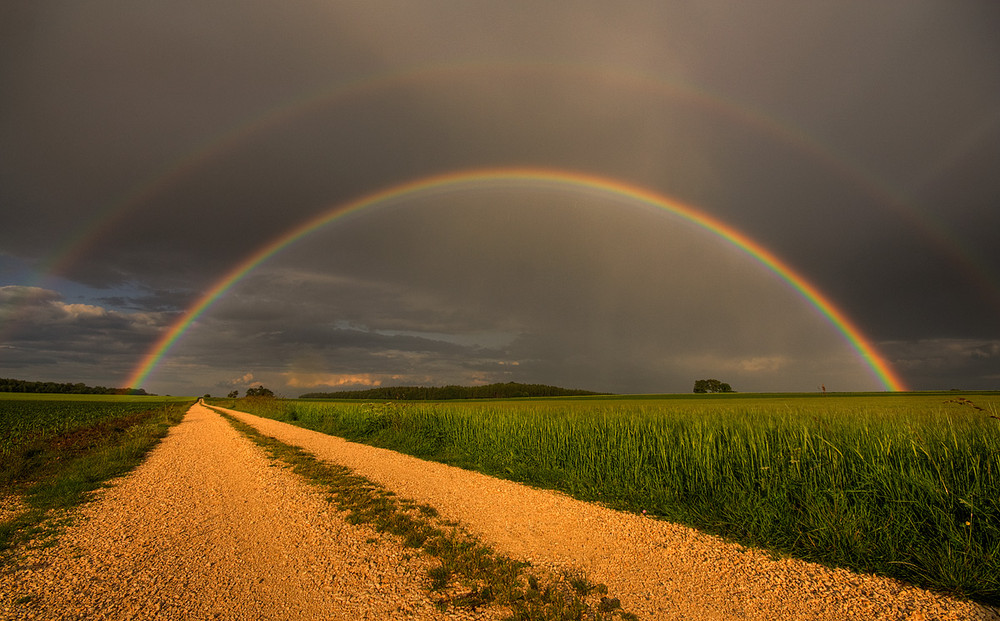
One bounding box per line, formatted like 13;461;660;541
300;381;607;400
0;377;151;395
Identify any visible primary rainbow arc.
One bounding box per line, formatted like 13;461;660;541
125;167;906;392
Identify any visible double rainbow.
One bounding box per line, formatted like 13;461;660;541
38;61;997;309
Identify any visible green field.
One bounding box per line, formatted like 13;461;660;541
0;394;191;555
0;394;191;458
221;392;1000;605
0;393;192;402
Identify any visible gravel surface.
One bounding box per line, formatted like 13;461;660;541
0;403;474;620
2;402;997;620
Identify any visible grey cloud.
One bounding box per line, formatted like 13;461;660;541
884;339;1000;390
0;286;171;386
1;286;158;340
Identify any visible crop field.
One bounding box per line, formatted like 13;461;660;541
0;395;191;459
224;392;1000;605
0;394;191;553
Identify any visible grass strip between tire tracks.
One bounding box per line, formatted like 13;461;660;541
216;409;638;621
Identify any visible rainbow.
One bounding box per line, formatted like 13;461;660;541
125;167;907;392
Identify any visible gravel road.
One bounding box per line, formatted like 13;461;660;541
2;402;997;620
0;403;460;620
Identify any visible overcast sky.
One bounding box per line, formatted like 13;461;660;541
2;1;999;396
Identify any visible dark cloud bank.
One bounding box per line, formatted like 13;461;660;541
1;2;998;395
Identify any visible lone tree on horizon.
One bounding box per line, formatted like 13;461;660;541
693;379;734;393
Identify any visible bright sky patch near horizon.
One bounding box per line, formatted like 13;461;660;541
1;2;998;396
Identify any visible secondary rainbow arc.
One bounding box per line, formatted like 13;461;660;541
20;59;994;348
125;167;906;392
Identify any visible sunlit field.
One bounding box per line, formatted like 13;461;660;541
223;392;1000;604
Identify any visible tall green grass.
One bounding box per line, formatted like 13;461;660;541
228;393;1000;605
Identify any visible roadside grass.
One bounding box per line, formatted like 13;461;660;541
222;393;1000;607
0;400;191;558
216;409;638;621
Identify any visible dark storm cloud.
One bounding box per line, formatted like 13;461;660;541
1;1;999;394
0;286;170;386
0;287;161;344
884;339;1000;391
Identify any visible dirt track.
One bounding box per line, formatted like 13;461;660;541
2;402;997;620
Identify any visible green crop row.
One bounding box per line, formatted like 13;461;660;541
0;398;182;458
226;393;1000;605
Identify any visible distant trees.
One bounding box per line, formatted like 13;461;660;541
0;377;150;395
693;379;734;394
299;382;607;400
245;385;274;398
227;390;239;399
